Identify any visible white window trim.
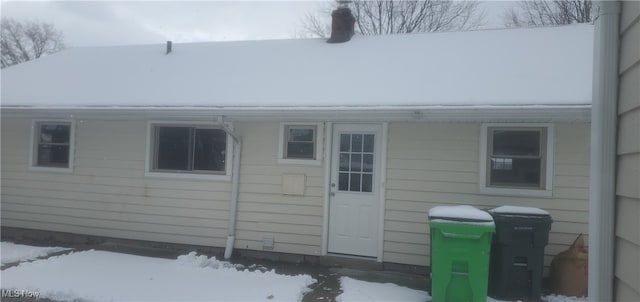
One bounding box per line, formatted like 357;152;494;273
144;121;233;181
278;122;324;166
479;123;554;197
29;119;75;173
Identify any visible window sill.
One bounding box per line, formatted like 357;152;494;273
144;171;231;182
28;166;73;173
277;158;322;166
479;186;552;198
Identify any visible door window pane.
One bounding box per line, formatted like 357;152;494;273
339;173;349;191
339;154;349;171
363;134;374;152
351;154;361;172
352;134;363;152
362;174;372;192
350;173;361;192
363;154;373;172
340;134;350;152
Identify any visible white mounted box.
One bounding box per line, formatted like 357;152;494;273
282;174;305;196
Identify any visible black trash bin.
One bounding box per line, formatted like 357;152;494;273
487;206;552;300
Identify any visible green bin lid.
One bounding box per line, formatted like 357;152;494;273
429;205;494;223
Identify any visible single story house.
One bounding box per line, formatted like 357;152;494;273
1;20;594;271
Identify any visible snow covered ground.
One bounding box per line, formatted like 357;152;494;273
337;276;430;302
0;242;70;265
335;277;586;302
1;250;314;301
0;242;588;302
542;294;589;302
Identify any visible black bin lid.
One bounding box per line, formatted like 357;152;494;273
488;205;550;218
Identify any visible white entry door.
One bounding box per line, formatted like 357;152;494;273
328;124;382;257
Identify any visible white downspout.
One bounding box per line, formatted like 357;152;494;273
588;2;620;301
222;124;241;259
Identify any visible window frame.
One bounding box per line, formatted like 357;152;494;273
145;121;233;181
29;119;75;173
278;122;324;166
479;123;554;197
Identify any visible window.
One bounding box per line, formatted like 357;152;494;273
488;128;545;188
278;123;323;165
338;133;375;193
480;124;554;197
31;121;74;171
150;125;227;174
285;125;316;159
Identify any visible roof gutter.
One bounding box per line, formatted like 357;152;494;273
588;2;620;301
0;106;592;123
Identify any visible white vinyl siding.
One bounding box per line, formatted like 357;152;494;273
1;119;325;256
236;122;324;255
616;3;640;300
2;118;231;247
383;123;590;270
2;116;593;268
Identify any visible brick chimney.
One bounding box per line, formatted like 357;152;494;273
327;7;355;43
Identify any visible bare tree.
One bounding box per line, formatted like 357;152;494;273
299;0;485;38
504;0;598;27
299;6;333;38
1;18;65;68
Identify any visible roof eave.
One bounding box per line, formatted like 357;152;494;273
0;105;591;123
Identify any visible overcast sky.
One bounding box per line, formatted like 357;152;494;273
1;1;511;47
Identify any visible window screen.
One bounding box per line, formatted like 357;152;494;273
487;128;546;188
153;126;226;174
284;125;316;159
35;122;71;168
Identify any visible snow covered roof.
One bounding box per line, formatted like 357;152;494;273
1;24;593;110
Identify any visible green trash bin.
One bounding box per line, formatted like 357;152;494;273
428;205;495;302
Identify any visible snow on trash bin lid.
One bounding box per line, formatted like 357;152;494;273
428;205;494;224
488;205;549;216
